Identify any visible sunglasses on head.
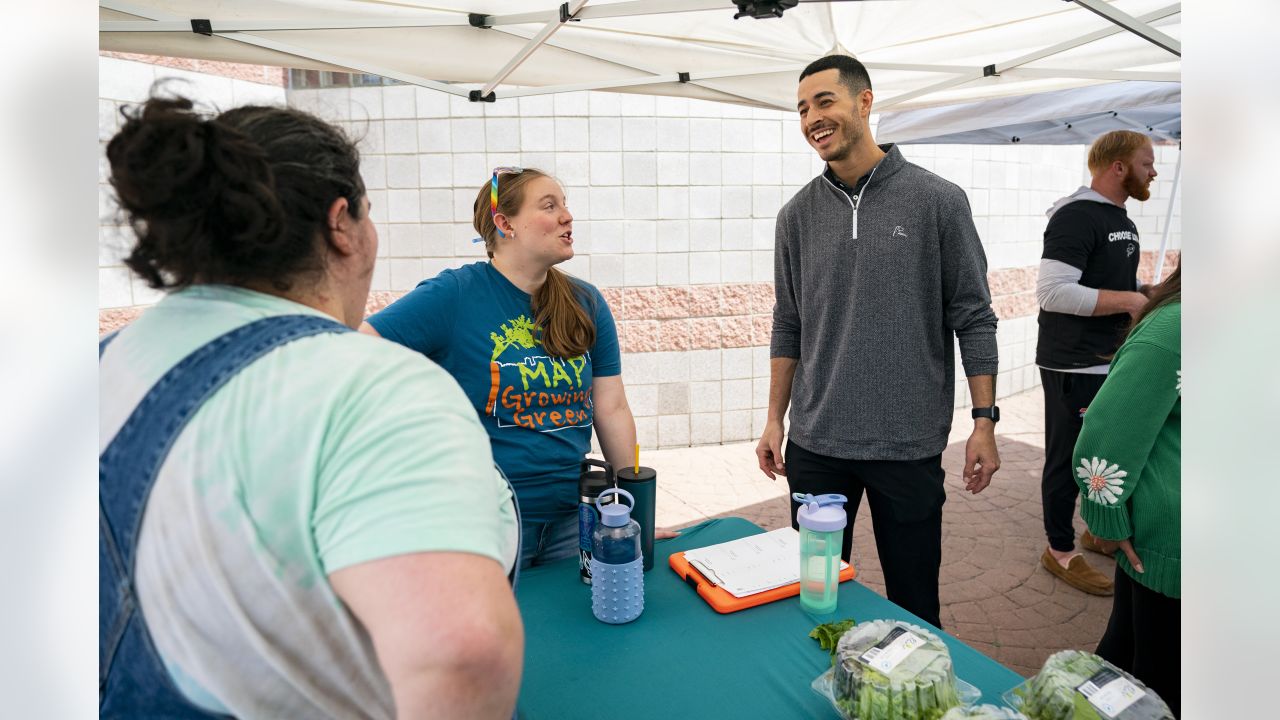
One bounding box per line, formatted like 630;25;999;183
489;166;524;239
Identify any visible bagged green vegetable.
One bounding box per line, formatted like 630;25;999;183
814;619;963;720
1004;650;1173;720
811;618;858;665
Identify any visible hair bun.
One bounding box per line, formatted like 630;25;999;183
105;94;362;292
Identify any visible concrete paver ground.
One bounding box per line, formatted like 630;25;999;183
644;387;1114;678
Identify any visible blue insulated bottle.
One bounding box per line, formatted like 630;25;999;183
579;459;615;585
589;488;644;624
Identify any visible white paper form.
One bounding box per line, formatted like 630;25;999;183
682;527;849;598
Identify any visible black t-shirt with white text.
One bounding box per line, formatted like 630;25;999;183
1036;200;1140;369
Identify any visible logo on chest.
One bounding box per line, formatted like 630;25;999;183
484;313;593;432
891;225;908;239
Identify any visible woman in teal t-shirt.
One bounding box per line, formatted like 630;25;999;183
365;167;639;569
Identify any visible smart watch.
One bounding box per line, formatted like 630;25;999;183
971;406;1000;423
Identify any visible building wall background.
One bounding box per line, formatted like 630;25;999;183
98;54;1182;449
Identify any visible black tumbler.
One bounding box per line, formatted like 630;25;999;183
578;458;615;584
615;465;656;571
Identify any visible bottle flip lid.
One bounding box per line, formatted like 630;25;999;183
597;487;635;527
793;493;848;532
580;458;615;495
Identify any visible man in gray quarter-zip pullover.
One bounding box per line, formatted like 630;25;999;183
755;54;1000;629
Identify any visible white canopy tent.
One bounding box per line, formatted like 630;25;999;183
100;0;1180;113
876;80;1179;145
875;79;1180;278
100;0;1182;278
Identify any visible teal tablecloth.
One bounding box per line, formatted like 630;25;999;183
515;517;1024;719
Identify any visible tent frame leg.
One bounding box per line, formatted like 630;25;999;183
1071;0;1181;57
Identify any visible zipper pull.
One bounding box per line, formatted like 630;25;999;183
851;207;858;240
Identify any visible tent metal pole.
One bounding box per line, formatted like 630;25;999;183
876;72;984;110
1112;111;1178;142
479;0;590;99
1154;146;1181;282
489;26;795;110
1004;68;1179;82
99;0;470;97
498;63;805;98
877;4;1179;110
995;5;1179;73
498;74;685;97
218;33;471;96
489;0;729;25
1072;0;1181;57
99;17;468;32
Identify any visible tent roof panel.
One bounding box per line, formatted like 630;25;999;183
100;0;1180;111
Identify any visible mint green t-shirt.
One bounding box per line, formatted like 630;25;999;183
99;285;518;718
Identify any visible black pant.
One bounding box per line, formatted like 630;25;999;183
1095;567;1181;718
1040;369;1107;552
785;440;946;629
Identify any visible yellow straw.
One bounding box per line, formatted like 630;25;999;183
634;443;640;474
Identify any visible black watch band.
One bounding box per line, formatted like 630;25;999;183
972;406;1000;423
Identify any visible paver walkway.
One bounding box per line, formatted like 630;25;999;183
645;387;1114;678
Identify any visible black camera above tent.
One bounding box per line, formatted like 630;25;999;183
732;0;799;20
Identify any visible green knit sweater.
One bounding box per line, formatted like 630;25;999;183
1073;301;1180;598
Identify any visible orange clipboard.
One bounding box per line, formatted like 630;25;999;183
668;550;856;614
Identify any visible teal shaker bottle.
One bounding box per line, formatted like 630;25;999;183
793;493;847;614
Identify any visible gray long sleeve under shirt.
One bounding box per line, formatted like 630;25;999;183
771;145;998;461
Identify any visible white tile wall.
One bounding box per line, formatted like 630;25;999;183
100;66;1182;448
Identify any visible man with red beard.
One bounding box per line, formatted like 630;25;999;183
1035;130;1159;595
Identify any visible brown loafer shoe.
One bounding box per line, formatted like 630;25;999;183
1080;530;1116;557
1041;548;1114;596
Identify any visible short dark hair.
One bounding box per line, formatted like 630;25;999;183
107;94;365;293
799;54;872;96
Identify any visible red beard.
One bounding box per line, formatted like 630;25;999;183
1123;170;1151;201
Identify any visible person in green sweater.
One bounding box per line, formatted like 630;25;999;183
1072;264;1180;717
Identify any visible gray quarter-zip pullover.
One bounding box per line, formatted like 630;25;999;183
771;144;998;460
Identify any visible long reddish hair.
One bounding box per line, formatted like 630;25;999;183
472;169;595;358
1126;263;1180;341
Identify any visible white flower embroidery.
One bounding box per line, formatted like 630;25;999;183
1176;368;1182;394
1076;457;1127;505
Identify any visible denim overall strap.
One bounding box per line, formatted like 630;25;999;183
495;464;522;590
99;315;350;718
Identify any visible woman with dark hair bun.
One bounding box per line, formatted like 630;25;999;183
364;168;644;569
99;96;522;719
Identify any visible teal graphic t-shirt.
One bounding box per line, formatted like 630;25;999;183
369;262;621;521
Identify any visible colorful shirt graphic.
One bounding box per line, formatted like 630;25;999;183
369;262;621;521
487;313;595;433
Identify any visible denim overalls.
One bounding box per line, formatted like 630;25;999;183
99;313;522;717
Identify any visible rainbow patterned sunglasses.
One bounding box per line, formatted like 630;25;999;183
490;166;524;238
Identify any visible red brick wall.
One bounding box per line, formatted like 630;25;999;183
100;251;1181;339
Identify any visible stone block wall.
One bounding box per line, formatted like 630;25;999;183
98;56;1182;449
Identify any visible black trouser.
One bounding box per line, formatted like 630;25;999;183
785;440;946;629
1040;368;1107;553
1096;567;1181;718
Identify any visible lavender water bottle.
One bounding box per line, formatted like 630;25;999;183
589;488;644;624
